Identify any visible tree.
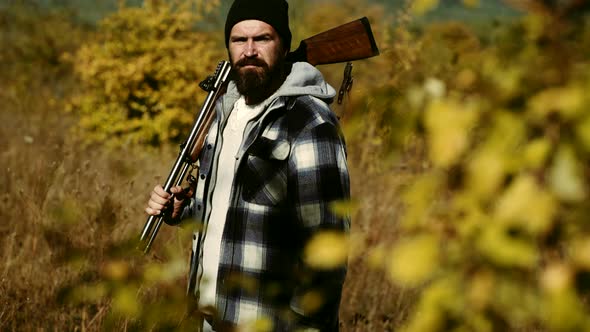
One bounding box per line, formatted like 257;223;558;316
71;0;223;147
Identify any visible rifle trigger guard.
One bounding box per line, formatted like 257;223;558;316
187;174;198;187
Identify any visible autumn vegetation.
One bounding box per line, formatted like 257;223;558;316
2;0;590;331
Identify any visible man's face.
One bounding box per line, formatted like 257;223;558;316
228;20;287;103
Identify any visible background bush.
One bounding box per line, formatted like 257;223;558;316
70;0;223;147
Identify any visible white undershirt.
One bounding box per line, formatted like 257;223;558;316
200;96;265;310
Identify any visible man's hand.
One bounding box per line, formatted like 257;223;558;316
145;185;191;220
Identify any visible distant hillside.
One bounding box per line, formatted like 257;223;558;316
0;0;521;25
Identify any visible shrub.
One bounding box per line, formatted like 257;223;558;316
374;2;590;331
71;0;223;147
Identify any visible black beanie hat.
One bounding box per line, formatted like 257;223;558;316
224;0;291;50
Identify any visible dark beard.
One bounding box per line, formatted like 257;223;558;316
233;58;284;105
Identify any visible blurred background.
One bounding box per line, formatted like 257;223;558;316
2;0;590;331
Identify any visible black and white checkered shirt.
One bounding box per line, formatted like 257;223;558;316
179;63;350;330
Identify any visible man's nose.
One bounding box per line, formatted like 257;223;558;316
244;40;258;57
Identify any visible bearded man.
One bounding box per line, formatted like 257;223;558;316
146;0;350;330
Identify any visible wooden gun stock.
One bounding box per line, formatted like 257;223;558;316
286;17;380;66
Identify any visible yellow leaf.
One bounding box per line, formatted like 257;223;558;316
540;263;572;294
425;99;478;167
401;278;459;332
411;0;440;15
528;86;584;122
468;270;494;309
329;200;359;218
522;138;551;169
304;231;349;269
466;148;506;197
112;286;140;317
453;193;487;239
550;145;587;202
300;291;325;314
575;115;590;152
542;289;589;331
570;238;590;270
102;260;130;280
494;175;557;235
476;223;538;268
388;235;439;286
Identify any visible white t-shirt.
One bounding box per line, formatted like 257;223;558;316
199;96;266;310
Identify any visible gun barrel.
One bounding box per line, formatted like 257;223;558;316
139;61;231;253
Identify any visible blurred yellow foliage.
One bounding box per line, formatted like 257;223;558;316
102;260;131;281
71;0;223;146
388;3;590;330
550;145;587;202
299;291;325;315
424;98;478;167
239;317;274;332
329;200;359;218
542;289;590;331
528;85;585;122
410;0;439;16
112;286;141;317
304;231;349;270
570;239;590;270
494;174;557;236
401;277;462;332
387;235;439;286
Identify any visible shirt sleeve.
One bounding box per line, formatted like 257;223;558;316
288;117;351;330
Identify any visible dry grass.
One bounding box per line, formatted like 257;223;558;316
0;68;193;330
0;72;416;331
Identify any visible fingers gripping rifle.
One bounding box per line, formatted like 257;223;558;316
139;61;231;253
139;17;379;253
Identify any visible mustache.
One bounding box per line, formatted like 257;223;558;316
234;58;268;69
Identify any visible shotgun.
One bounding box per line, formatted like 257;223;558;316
139;17;379;253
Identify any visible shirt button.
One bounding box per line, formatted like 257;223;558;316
200;174;206;180
207;144;212;150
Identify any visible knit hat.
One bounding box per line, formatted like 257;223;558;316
224;0;291;50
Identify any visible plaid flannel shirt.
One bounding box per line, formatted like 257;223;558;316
178;63;350;331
